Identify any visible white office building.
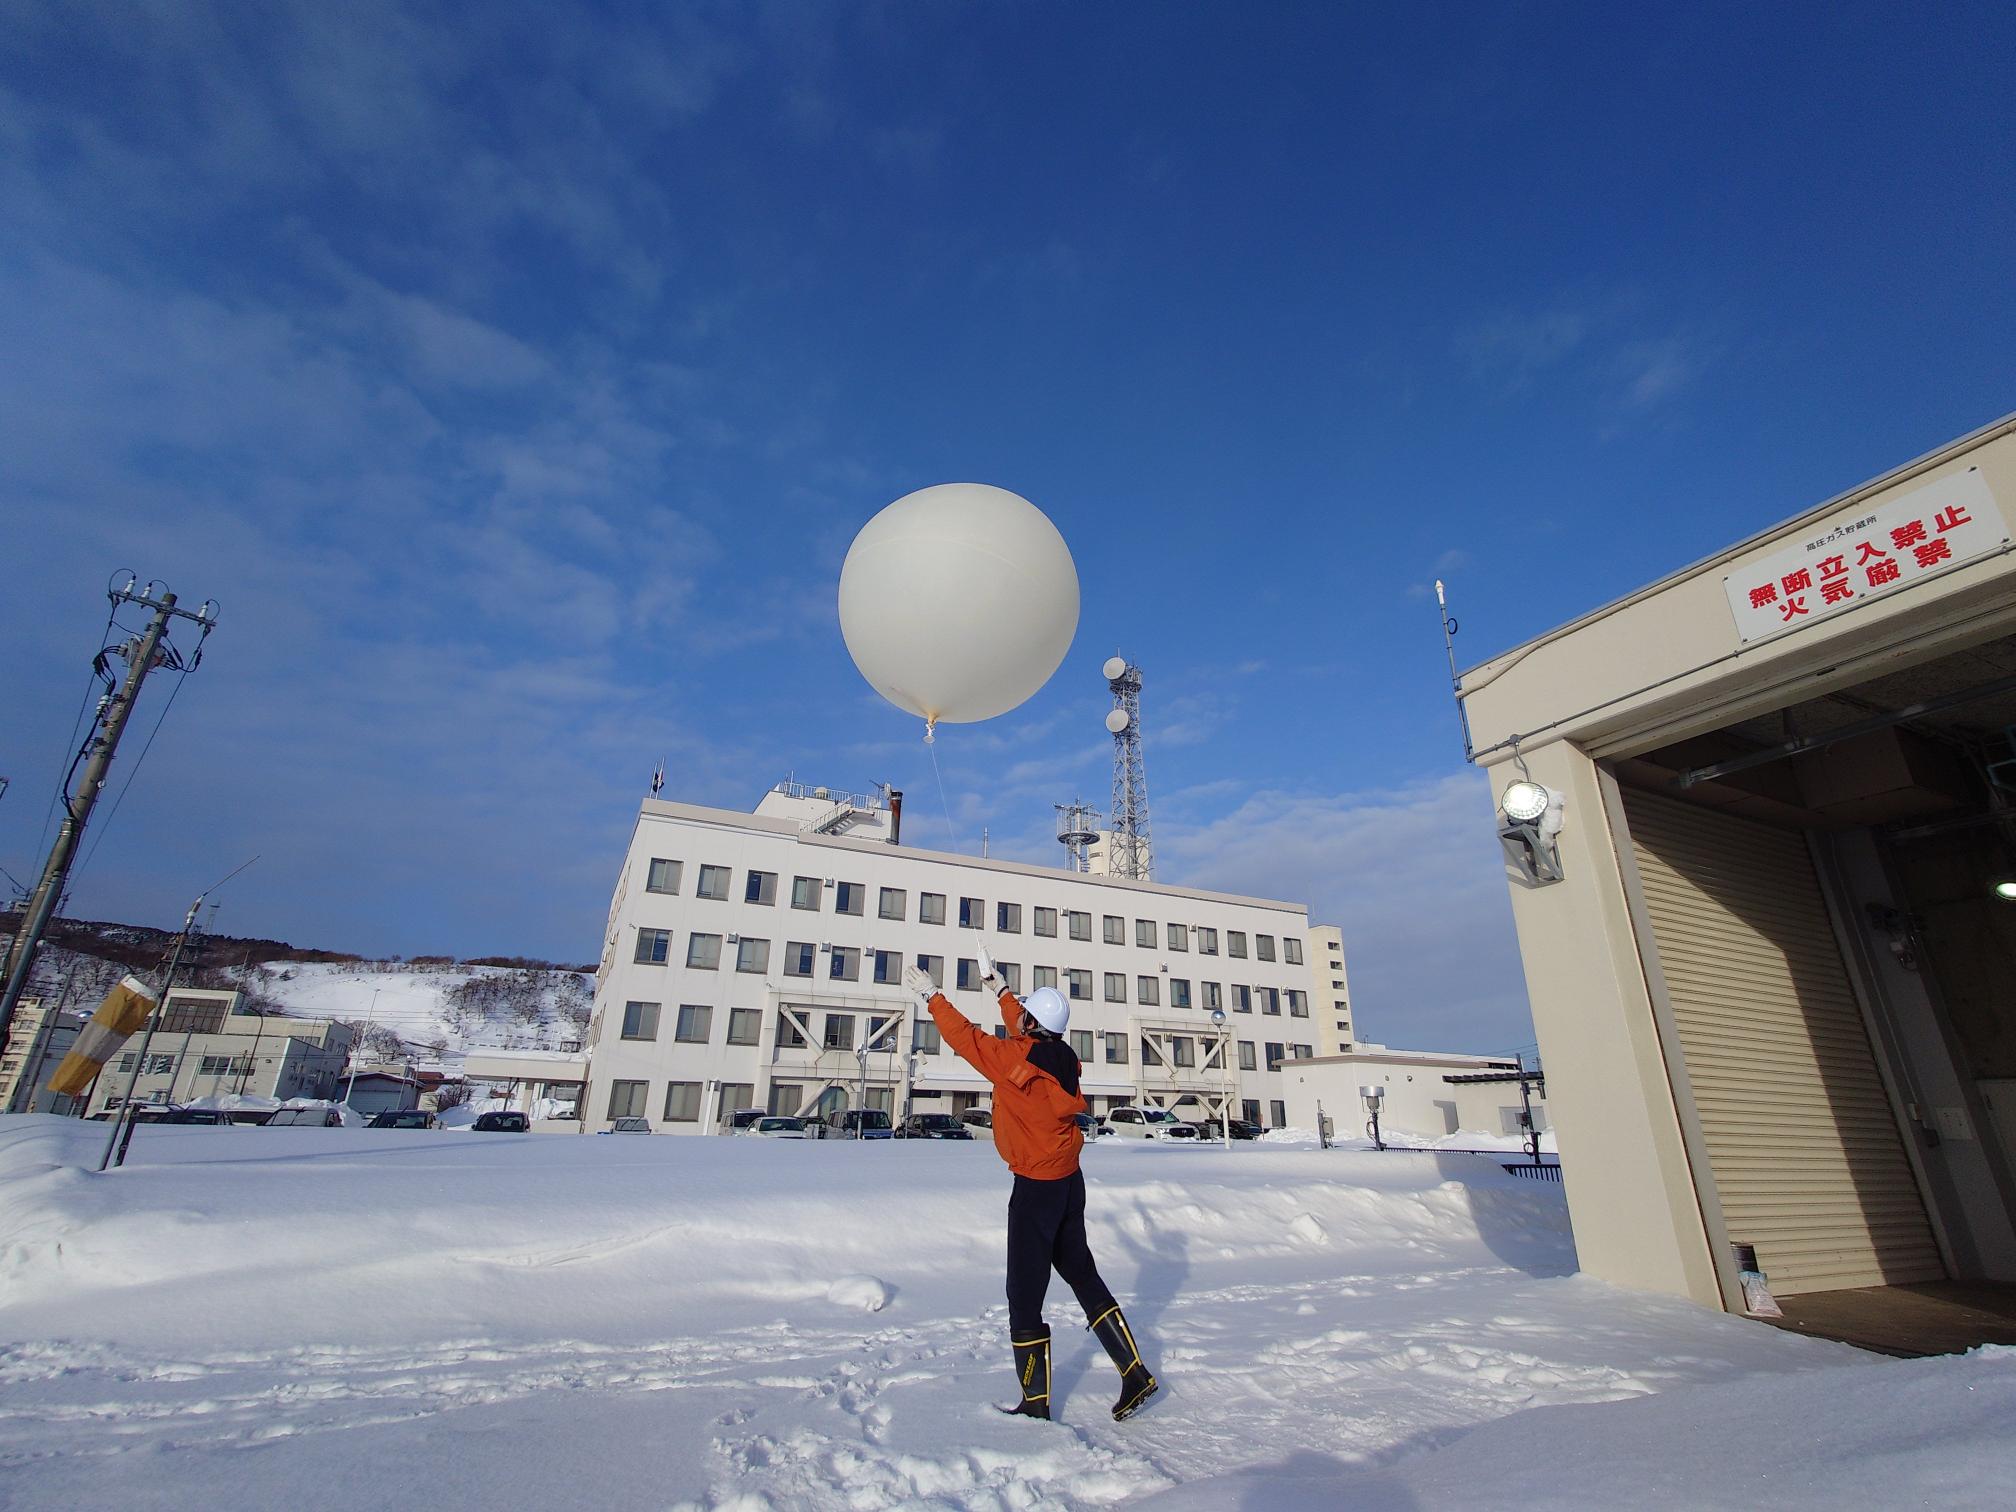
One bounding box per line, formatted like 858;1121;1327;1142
581;781;1334;1133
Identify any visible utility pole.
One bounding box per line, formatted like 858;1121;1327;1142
0;578;217;1050
101;894;206;1170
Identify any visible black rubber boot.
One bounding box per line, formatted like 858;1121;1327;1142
997;1330;1051;1420
1088;1306;1158;1420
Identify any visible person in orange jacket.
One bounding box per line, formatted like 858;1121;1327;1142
905;953;1158;1423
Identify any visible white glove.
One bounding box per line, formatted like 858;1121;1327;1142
902;964;936;1002
978;946;1003;994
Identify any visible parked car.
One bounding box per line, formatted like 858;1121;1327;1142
957;1108;993;1131
472;1110;530;1133
722;1107;766;1135
164;1108;233;1125
266;1106;345;1128
1105;1105;1199;1141
603;1116;653;1135
898;1113;974;1140
824;1109;895;1140
367;1109;438;1130
1203;1117;1264;1141
751;1115;812;1139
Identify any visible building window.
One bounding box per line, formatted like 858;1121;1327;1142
1228;931;1248;959
1259;987;1281;1016
1067;911;1091;942
865;1015;895;1051
957;957;981;991
621;1001;660;1041
915;1022;942;1055
784;941;815;977
1034;907;1058;938
1232;984;1252;1013
1104;915;1125;945
1256;934;1277;962
835;882;864;915
1167;923;1188;952
768;1083;803;1115
1284;938;1303;965
198;1054;232;1076
1169;978;1191;1009
1066;969;1091;1001
1033;965;1059;990
1269;1100;1286;1128
920;892;946;925
736;937;771;974
879;887;907;921
719;1083;755;1117
1137;976;1160;1006
776;1012;807;1048
1196;927;1218;956
824;1014;854;1051
1134;918;1155;948
1201;981;1222;1011
829;947;860;982
1291;1044;1313;1061
163;1000;227;1034
609;1080;649;1119
696;864;731;900
664;1081;700;1122
727;1008;762;1046
1171;1037;1195;1068
1242;1097;1261;1125
1070;1029;1094;1060
792;876;821;910
686;934;722;970
1238;1040;1257;1071
745;870;777;906
1264;1041;1284;1069
872;949;901;985
646;858;681;894
997;901;1022;933
1139;1036;1162;1067
675;1005;712;1043
915;954;944;989
959;896;984;929
1104;972;1127;1003
1105;1032;1128;1065
1287;990;1308;1017
998;962;1022;992
634;929;672;965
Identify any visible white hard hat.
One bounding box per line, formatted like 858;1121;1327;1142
1023;986;1069;1035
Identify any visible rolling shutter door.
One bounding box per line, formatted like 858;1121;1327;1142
1622;791;1943;1295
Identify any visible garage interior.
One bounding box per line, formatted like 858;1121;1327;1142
1610;630;2016;1356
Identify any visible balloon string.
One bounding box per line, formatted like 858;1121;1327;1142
926;727;964;855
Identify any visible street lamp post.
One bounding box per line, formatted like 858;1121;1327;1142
344;987;381;1108
1210;1008;1231;1149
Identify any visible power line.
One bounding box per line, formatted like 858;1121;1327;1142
70;666;193;886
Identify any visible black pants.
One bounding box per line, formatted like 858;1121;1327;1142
1007;1170;1117;1337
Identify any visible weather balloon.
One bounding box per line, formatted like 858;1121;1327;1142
838;482;1079;729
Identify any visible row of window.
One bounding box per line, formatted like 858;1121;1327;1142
629;931;1310;1015
642;858;1305;962
618;1000;1312;1070
115;1051;261;1076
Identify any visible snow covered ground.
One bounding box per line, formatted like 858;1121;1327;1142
253;959;591;1055
1;1116;2010;1509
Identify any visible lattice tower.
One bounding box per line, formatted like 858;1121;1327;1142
1104;656;1152;880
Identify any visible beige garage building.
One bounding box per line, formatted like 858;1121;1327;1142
1459;413;2016;1338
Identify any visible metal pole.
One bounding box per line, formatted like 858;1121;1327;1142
101;896;204;1171
344;987;381;1107
0;595;178;1046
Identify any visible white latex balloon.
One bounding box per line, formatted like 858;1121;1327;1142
839;483;1079;726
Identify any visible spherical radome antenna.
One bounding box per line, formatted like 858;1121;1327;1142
1102;655;1128;681
838;483;1079;728
1105;708;1130;734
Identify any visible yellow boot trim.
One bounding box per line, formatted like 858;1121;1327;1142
1090;1306;1142;1372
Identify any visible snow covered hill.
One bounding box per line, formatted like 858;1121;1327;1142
2;1118;2009;1508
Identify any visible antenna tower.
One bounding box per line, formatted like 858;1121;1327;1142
1054;799;1101;873
1103;656;1152;880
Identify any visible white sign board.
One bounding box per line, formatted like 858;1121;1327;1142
1724;467;2008;643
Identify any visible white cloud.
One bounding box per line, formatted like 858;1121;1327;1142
1155;773;1533;1055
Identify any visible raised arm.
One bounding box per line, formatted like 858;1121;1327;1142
923;990;1020;1086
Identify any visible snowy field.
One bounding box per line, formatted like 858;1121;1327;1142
1;1117;2011;1510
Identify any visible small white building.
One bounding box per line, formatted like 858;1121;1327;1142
1;995;86;1114
1278;1044;1537;1142
581;781;1335;1133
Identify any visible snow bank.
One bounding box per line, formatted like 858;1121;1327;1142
1;1116;2007;1509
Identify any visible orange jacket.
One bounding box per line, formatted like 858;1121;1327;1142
927;988;1086;1180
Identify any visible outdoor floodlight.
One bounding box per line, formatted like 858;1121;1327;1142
1499;781;1567;887
1993;879;2016;902
1359;1084;1383;1102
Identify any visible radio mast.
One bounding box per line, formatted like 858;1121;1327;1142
1104;656;1152;881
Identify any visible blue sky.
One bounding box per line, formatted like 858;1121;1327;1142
3;2;2012;1055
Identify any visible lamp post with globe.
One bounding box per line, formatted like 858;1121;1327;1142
1210;1007;1232;1149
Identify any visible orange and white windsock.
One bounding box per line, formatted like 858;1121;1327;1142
48;975;160;1097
